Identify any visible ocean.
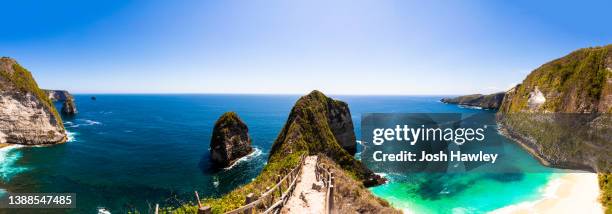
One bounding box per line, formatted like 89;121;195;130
0;94;555;213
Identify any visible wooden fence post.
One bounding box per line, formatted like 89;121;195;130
244;193;255;214
198;206;211;214
195;191;203;208
265;186;271;207
328;172;335;213
277;175;283;197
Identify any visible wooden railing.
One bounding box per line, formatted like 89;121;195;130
169;154;307;214
315;158;335;214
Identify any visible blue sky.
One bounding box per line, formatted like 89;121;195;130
1;0;610;95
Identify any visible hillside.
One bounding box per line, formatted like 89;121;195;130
497;45;611;212
0;57;66;145
172;90;390;213
441;92;506;109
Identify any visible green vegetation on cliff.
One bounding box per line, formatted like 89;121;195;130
0;58;63;128
171;90;385;213
600;174;612;214
500;45;611;113
497;45;612;211
441;92;505;109
269;90;378;182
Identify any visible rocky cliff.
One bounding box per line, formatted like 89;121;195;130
0;57;67;145
44;89;71;102
61;97;77;115
44;90;78;115
177;90;391;213
441;92;505;109
269;90;381;186
210;112;253;167
497;45;611;172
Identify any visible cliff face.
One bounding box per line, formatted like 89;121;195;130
497;45;611;172
499;45;612;113
210;112;253;167
44;90;71;102
0;57;66;145
61;97;77;115
441;92;506;109
270;90;382;186
45;90;78;115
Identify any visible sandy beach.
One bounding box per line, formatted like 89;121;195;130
491;173;604;214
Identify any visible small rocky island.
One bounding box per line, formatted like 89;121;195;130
45;89;78;115
441;92;505;110
0;57;67;145
209;112;253;168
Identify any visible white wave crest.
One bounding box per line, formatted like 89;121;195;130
0;145;28;181
66;131;77;143
224;147;263;170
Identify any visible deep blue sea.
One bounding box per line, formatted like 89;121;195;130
0;95;554;213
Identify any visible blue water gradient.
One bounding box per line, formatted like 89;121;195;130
0;95;554;213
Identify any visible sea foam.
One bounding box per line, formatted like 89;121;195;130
0;145;28;181
224;147;263;170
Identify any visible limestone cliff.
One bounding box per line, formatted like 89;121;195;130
497;45;611;172
210;112;253;167
44;90;78;115
44;89;71;102
441;92;506;109
0;57;66;145
61;96;77;115
270;90;382;186
176;91;391;213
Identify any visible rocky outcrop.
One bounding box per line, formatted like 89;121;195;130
44;90;77;115
270;90;383;186
210;112;253;167
441;92;505;109
61;97;77;115
44;90;71;102
0;57;67;145
497;45;612;172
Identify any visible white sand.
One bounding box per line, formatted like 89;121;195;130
491;173;604;214
282;156;326;214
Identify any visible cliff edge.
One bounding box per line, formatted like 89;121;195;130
441;92;506;110
0;57;66;145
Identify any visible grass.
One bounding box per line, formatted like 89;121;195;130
0;61;63;128
169;151;305;213
500;45;611;113
170;90;379;213
600;174;612;214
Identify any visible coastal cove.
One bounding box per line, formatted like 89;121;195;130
0;94;557;213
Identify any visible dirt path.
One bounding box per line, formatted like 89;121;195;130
281;156;326;214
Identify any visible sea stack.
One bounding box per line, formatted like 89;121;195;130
210;112;253;167
441;92;506;110
45;89;78;115
0;57;67;145
61;97;78;115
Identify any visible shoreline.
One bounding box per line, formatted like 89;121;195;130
496;125;551;167
491;173;603;214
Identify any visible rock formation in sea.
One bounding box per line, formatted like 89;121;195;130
44;89;71;102
497;45;611;172
0;57;67;145
270;90;383;186
209;112;253;167
182;90;394;213
441;92;506;110
61;96;78;115
44;89;78;115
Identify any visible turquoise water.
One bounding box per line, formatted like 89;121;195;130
0;95;554;213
